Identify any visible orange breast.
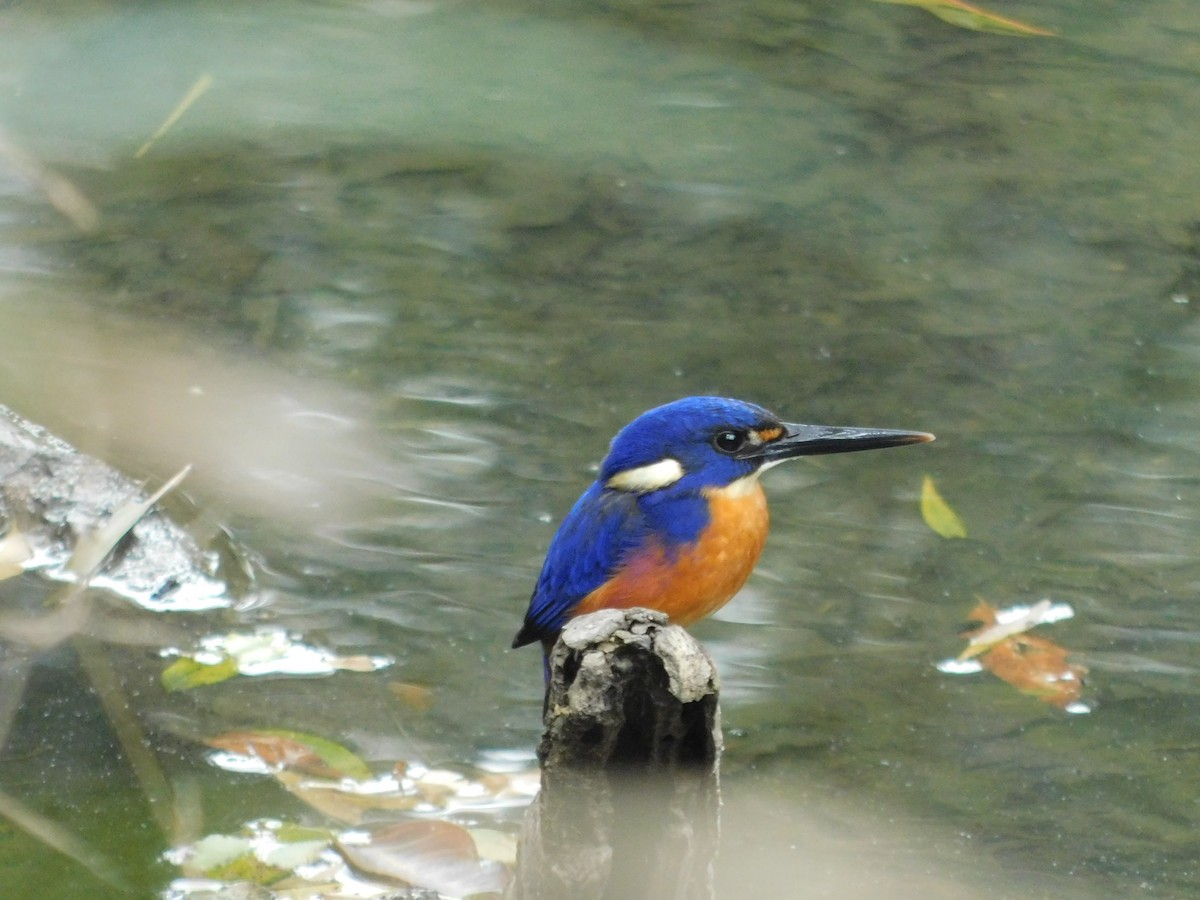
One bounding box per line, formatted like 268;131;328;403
573;481;769;625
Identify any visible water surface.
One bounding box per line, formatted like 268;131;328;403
2;0;1200;896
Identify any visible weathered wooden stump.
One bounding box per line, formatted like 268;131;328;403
509;608;722;900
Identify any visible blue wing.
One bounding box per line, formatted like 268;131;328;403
512;481;649;647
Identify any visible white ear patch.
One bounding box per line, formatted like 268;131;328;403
605;458;685;493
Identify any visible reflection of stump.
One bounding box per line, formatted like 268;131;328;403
509;608;722;900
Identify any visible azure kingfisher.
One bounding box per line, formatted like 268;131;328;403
512;396;933;656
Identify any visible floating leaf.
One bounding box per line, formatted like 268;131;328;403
942;601;1088;712
271;762;539;826
161;627;393;691
178;833;290;884
171;823;330;885
207;848;289;885
871;0;1055;36
161;654;240;691
205;730;372;780
337;821;508;897
920;475;968;539
0;528;32;580
978;630;1088;711
957;598;1074;659
181;833;257;875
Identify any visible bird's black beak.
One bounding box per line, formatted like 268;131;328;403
744;422;935;463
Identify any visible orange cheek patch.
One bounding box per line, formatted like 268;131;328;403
572;483;770;625
754;426;785;444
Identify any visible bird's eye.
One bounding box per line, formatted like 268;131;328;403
712;430;747;454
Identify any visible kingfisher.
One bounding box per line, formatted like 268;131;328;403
512;396;933;656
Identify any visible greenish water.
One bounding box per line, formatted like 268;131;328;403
2;0;1200;896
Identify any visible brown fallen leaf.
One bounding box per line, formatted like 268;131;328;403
957;597;1074;659
273;771;421;826
337;820;508;897
206;730;371;780
959;602;1088;711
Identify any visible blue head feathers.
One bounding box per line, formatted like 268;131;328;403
599;396;777;493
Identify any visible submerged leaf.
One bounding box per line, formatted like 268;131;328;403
337;821;508;897
206;730;372;780
274;771;421;825
871;0;1055;36
389;681;435;711
271;762;539;826
920;475;968;538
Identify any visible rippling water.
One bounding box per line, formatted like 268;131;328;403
2;0;1200;896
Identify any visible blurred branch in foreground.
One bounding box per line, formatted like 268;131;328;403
0;124;99;232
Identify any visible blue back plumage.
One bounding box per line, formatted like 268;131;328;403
519;483;649;640
514;397;776;645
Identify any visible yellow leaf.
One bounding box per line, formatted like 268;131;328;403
872;0;1055;37
162;655;239;692
920;475;968;539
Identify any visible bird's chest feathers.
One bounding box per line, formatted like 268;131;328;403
683;479;771;611
576;475;769;624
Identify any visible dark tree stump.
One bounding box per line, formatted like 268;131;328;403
509;608;722;900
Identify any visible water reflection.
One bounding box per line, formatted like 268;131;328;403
1;0;1200;896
